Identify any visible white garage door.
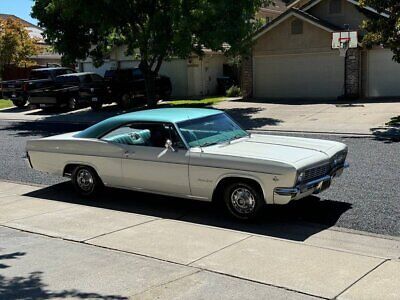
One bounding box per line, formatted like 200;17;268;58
254;52;345;99
367;49;400;97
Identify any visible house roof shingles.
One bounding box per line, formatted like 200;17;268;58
0;14;41;29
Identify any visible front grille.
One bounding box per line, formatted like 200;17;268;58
304;164;330;182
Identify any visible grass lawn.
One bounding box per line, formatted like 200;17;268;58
160;97;226;108
0;99;13;109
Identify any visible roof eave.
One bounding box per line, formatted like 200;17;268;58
253;9;337;41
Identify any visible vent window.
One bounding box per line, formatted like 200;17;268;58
291;19;303;35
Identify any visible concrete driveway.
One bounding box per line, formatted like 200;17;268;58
1;180;399;299
1;99;400;136
216;99;400;135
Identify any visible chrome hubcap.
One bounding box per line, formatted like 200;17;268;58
231;187;256;214
76;169;94;192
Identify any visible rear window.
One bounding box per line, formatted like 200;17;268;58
29;70;51;80
104;70;116;78
54;69;75;77
55;76;80;84
29;68;75;80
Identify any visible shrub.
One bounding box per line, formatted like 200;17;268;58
226;85;242;97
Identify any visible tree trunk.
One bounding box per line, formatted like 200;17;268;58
139;54;165;108
139;60;157;108
144;70;158;108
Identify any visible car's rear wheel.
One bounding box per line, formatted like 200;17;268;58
72;166;102;197
223;181;264;220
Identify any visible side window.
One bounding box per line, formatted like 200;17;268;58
101;123;185;148
291;19;303;35
81;75;92;84
132;68;142;77
329;0;342;14
91;74;103;82
101;125;152;146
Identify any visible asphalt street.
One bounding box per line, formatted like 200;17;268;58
0;119;399;237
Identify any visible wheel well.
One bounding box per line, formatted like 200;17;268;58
63;164;98;178
212;177;264;203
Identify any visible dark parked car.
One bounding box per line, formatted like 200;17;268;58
0;67;76;108
29;72;111;110
104;68;172;108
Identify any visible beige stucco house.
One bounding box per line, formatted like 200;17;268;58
246;0;400;100
79;45;227;98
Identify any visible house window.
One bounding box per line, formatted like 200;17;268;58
329;0;342;14
291;20;303;35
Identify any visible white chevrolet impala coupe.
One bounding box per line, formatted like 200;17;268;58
26;108;349;220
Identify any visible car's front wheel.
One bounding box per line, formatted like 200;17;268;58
223;181;264;220
13;99;27;108
72;166;102;197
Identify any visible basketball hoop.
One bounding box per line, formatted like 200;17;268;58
332;31;358;57
338;37;350;57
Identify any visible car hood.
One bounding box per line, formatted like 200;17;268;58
202;134;346;167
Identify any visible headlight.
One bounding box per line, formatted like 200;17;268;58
332;151;347;166
297;171;305;183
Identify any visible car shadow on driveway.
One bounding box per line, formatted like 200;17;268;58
23;182;352;242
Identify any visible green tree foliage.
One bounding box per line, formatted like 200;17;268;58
360;1;400;62
32;0;269;106
0;17;39;78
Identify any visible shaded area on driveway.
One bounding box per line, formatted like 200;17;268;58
0;251;127;300
223;107;283;130
23;182;352;242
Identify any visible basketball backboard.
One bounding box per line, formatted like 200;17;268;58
332;31;358;49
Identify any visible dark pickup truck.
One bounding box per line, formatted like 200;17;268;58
104;68;172;108
29;72;111;110
0;67;76;108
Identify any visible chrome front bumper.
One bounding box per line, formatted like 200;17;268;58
274;162;349;198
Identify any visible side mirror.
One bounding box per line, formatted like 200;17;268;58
165;139;176;152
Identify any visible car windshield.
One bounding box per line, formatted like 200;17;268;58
177;113;248;148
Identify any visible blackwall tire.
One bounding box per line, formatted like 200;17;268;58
223;181;264;220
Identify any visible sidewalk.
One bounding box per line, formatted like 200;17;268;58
0;180;399;299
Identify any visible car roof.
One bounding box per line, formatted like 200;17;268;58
31;67;72;71
57;72;95;77
76;108;223;138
